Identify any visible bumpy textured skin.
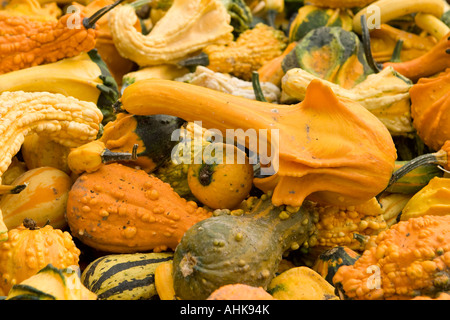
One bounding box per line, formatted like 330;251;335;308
0;91;102;240
172;194;318;300
66;163;212;253
204;23;288;81
0;223;81;295
333;215;450;300
0;13;97;74
0;91;102;181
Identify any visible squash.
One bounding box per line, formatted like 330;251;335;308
187;142;254;210
267;266;339;300
154;261;177;300
281;66;414;136
0;218;80;295
282;26;374;89
178;22;288;81
68;113;186;174
176;66;281;103
21;133;72;174
399;177;450;221
207;283;274;300
257;41;297;87
119;77;397;209
288;5;353;42
312;246;361;285
81;252;173;300
172;193;318;300
369;24;438;63
6;264;96;300
409;68;450;151
66;163;212;253
0;50;120;125
0;167;73;230
334;214;450;300
108;0;234;67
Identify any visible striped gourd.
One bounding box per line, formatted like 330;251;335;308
81;252;173;300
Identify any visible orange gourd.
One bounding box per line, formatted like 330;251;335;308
119;78;397;208
383;32;450;82
66;163;212;253
0;0;125;74
409;68;450;151
334;214;450;300
206;284;275;300
187;142;254;210
0;218;80;295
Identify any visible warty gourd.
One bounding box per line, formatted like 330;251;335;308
0;90;103;240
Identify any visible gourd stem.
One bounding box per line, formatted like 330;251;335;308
23;218;38;230
101;144;139;163
390;39;404;62
177;53;210;69
83;0;127;29
251;71;268;102
377;150;448;198
0;184;26;195
360;14;383;73
266;9;277;29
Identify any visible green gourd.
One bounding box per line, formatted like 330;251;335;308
172;193;318;300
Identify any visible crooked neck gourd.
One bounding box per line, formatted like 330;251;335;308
119;77;397;209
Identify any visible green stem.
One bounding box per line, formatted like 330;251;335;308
390;39;404;62
376;149;447;199
177;52;210;69
360;14;383;73
251;71;267;102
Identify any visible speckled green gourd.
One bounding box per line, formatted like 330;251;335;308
172;193;318;300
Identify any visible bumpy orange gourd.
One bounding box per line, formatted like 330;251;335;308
409;68;450;151
66;163;212;253
333;215;450;300
0;218;80;295
206;284;275;300
120;78;397;208
0;13;97;74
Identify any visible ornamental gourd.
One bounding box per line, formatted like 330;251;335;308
0;218;80;295
119;77;397;209
108;0;234;67
0;0;126;74
409;68;450;152
282;26;373;89
172;193;318;300
6;264;96;300
0;167;73;230
66;163;212;253
334;215;450;300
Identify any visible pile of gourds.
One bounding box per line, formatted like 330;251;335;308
0;0;450;301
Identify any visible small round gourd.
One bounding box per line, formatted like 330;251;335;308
187;143;254;209
0;218;80;295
